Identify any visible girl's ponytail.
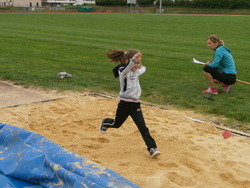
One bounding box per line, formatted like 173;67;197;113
106;49;126;64
106;49;140;64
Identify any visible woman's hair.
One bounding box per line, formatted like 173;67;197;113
207;35;225;46
106;49;140;64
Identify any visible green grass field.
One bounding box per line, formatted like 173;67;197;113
0;13;250;132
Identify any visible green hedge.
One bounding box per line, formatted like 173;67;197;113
159;0;250;9
96;0;125;6
96;0;250;8
96;0;155;6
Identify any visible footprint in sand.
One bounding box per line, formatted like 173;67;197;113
168;172;196;186
219;172;248;185
157;162;178;168
144;170;169;188
110;132;122;137
219;172;250;187
81;137;110;144
84;144;102;150
79;137;110;152
179;157;203;173
97;137;110;143
118;162;130;167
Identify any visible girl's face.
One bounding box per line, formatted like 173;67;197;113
131;57;142;71
207;39;218;51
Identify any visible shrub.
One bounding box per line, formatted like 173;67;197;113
96;0;155;6
156;0;250;9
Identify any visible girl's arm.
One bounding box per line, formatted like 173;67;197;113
138;65;146;75
120;53;142;76
119;59;135;78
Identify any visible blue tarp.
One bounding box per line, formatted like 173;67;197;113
0;123;140;188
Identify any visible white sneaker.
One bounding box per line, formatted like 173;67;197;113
149;148;161;158
222;84;232;93
100;119;108;134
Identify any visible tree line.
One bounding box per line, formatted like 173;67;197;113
96;0;250;9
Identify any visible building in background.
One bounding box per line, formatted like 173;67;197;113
75;0;95;5
46;0;95;6
0;0;13;6
0;0;95;7
0;0;42;7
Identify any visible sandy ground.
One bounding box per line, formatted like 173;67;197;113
0;80;250;188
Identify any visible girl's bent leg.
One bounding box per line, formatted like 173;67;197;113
100;101;129;134
113;101;130;128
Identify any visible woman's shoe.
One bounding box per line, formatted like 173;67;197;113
222;84;232;93
202;87;218;94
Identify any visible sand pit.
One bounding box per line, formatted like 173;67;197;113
0;81;250;188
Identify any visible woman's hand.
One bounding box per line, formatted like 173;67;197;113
204;61;212;66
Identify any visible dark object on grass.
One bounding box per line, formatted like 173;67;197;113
207;97;215;101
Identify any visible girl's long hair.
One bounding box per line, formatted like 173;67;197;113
106;49;140;64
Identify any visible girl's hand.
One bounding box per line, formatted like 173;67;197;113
133;53;142;60
131;53;142;70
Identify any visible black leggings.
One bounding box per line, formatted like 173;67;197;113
203;65;236;85
105;100;157;151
